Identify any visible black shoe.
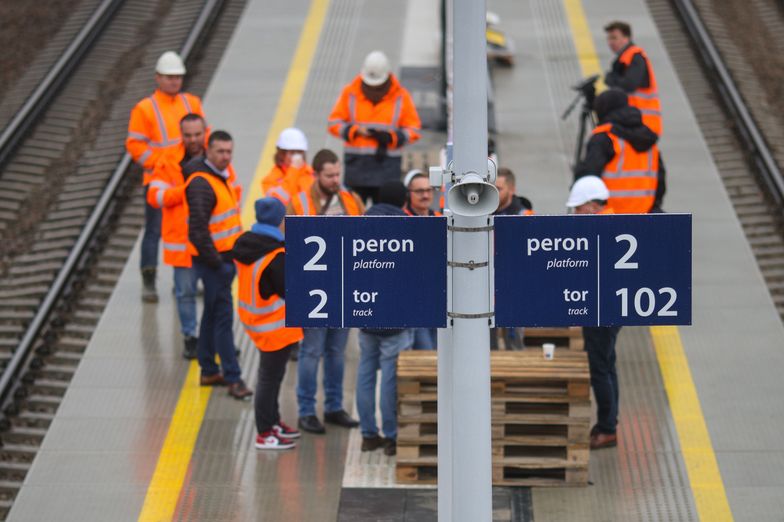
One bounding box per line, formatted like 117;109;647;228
298;415;326;434
227;380;252;400
289;345;299;361
183;336;198;360
383;440;397;456
361;434;387;452
324;410;359;428
141;268;158;303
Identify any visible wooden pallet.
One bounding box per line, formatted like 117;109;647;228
522;326;584;351
397;350;590;487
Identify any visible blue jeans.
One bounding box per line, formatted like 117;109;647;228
412;328;437;350
141;187;161;269
356;330;412;440
194;259;241;383
297;328;350;417
173;266;197;338
583;326;622;434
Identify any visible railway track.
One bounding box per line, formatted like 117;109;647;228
645;0;784;318
0;0;246;517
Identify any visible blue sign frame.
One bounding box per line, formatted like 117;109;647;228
285;216;447;328
494;214;692;327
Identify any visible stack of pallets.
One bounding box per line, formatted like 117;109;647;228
396;349;590;486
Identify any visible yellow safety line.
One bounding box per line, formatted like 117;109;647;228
561;0;733;518
651;326;734;521
137;1;331;520
240;0;331;226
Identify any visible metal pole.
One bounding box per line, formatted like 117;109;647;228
439;0;493;520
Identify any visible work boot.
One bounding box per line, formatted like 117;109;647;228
183;336;198;360
141;268;158;303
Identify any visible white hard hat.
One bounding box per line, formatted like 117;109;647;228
403;169;424;188
566;176;609;207
361;51;391;87
276;128;308;151
156;51;186;75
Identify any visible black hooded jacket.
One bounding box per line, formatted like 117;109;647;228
605;43;650;93
184;157;235;268
231;231;286;300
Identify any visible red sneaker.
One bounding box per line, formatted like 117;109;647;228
273;421;301;439
255;431;295;450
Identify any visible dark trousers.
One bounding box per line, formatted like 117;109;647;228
194;259;241;383
255;343;294;433
350;186;379;206
141;186;161;269
583;326;622;434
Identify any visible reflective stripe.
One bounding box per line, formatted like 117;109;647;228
149;180;172;190
631;90;659;100
156;189;165;207
128;131;150;142
149;96;169;144
163;241;187;251
268;186;290;203
239;299;285;315
343;146;402;157
638;108;662;116
603;169;657;179
180;93;193;113
391;96;402;125
348;94;356;122
363;122;396;131
209;207;239;224
138;149;153;165
298;192;310;215
616;140;625;176
149;139;181;148
244;318;287;333
327;119;347;127
211;226;242;241
610;189;656;197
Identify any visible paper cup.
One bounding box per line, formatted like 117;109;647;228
542;343;555;360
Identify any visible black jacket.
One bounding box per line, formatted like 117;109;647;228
605;43;650;93
231;231;286;300
575;106;666;210
184;158;233;268
494;195;533;216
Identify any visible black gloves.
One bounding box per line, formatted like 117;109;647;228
368;129;392;161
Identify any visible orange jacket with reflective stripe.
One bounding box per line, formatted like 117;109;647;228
235;247;303;352
262;163;314;205
327;75;421;156
618;45;662;135
126;89;204;185
148;148;240;266
593;123;659;214
288;185;363;216
183;171;243;254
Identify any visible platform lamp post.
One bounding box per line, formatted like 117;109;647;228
432;0;498;519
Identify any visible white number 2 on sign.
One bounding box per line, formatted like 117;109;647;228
304;236;327;271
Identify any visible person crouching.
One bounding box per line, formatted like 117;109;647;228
233;197;302;450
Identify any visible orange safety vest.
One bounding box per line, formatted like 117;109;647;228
126;89;204;185
262;163;315;205
290;188;363;216
183;171;243;254
327;75;421;158
618;45;662;136
235;247;303;352
593;123;659;214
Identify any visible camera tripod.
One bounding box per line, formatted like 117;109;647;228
561;74;600;168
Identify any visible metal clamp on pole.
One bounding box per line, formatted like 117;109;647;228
447;260;488;269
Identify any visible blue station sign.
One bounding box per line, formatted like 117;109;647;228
494;214;692;327
285;216;447;328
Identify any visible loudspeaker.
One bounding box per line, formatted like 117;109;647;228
447;173;499;217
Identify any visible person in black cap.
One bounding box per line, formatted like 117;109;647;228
232;197;303;450
574;89;665;213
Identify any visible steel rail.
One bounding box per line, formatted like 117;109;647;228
0;0;125;170
0;0;225;410
671;0;784;208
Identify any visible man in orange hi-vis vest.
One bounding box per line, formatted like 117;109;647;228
286;149;364;435
327;50;421;205
233;197;303;450
183;130;251;401
127;51;205;303
604;21;662;136
574;90;665;214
